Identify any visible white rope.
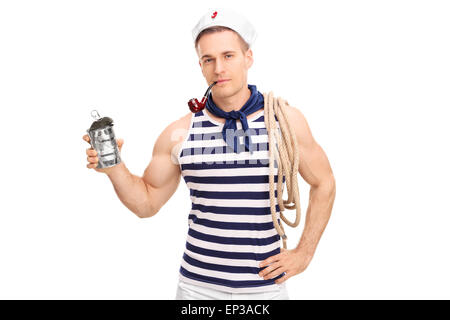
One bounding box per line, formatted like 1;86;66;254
263;91;302;249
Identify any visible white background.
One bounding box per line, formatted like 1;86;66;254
0;0;449;299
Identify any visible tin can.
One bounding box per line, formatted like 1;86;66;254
86;110;121;169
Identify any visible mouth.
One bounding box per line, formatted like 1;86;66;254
216;79;230;84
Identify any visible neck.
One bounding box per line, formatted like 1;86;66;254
211;85;251;113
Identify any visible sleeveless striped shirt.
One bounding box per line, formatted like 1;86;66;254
176;107;286;294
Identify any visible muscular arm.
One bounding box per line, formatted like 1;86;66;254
140;120;184;217
107;116;188;218
256;105;337;283
287;105;336;258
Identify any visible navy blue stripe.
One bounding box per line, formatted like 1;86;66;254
190;189;278;200
188;229;280;247
181;161;278;170
186;241;280;260
193;120;217;128
180;142;269;157
184;175;279;184
183;253;261;274
184;174;285;184
191;203;280;215
188;214;275;231
195;110;264;125
180;266;283;289
253;115;264;122
188;128;269;142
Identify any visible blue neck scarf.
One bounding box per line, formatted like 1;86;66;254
205;84;264;154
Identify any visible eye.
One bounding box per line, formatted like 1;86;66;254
203;55;232;64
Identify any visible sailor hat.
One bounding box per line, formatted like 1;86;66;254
192;8;257;48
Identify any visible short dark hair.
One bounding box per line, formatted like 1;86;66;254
195;26;250;54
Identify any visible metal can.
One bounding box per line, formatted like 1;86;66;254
86;110;121;169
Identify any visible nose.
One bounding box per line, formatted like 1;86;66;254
214;58;225;75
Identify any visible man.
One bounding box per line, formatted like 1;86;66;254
82;8;336;300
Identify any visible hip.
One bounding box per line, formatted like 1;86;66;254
175;278;289;300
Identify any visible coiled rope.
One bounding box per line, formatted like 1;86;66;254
263;91;302;249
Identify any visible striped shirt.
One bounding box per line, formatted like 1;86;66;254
176;107;285;294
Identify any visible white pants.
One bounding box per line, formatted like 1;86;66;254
175;280;289;300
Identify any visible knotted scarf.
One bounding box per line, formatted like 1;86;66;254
205;84;264;154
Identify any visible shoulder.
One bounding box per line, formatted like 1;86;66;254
281;102;315;148
167;112;193;136
153;112;193;155
155;112;193;150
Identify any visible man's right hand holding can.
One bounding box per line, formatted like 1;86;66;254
83;134;124;174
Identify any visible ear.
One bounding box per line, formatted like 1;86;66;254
245;49;254;69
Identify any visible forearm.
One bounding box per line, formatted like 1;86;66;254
294;179;336;258
105;162;153;218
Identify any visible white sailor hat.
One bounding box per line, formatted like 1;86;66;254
192;8;257;48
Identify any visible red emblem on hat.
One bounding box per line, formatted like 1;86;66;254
211;11;218;19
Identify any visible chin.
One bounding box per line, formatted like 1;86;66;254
212;86;229;95
215;83;235;93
